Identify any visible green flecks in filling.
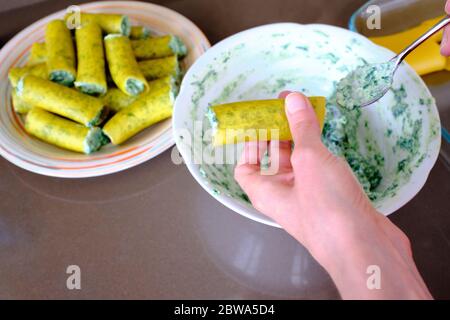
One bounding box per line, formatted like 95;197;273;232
205;107;218;135
125;78;145;96
296;45;309;51
397;159;407;172
169;35;187;58
210;73;247;105
322;98;383;200
190;69;218;118
121;16;131;36
314;30;329;38
88;107;109;127
320;53;340;64
336;61;396;110
84;128;109;154
75;82;106;96
386;128;393;137
397;119;422;152
350;38;362;46
391;85;408;118
50;70;75;87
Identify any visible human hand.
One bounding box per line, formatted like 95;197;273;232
441;0;450;56
234;91;379;258
234;92;432;299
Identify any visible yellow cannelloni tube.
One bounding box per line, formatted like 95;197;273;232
8;63;48;88
25;108;107;154
45;20;76;86
65;13;131;36
138;55;180;80
17;75;105;127
103;88;137;113
103;84;174;144
20;46;181;84
131;35;187;60
207;97;326;146
130;26;150;39
104;34;149;96
104;75;178;113
27;42;47;66
11;89;32;114
75;23;107;95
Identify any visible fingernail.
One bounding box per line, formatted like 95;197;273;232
286;93;307;114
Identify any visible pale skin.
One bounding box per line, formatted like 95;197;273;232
440;0;450;56
235;92;433;300
235;2;450;300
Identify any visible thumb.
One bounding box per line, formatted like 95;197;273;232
284;92;322;148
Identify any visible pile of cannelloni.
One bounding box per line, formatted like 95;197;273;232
8;13;186;154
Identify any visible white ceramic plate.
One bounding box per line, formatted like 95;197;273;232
173;23;442;228
0;1;210;177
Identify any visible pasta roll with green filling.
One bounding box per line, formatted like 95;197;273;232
105;34;149;96
25;108;108;154
103;83;174;144
8;63;48;88
27;42;47;66
104;75;178;113
138;56;180;80
11;89;32;114
131;35;187;60
17;75;106;127
130;26;150;39
75;23;107;95
207;97;327;146
103;88;137;113
65;13;130;36
45;20;76;86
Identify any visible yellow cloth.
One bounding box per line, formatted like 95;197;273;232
369;16;448;75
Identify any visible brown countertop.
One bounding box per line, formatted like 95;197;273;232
0;0;449;299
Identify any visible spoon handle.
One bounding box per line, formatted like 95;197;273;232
394;16;450;65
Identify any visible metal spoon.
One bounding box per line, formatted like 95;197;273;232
337;16;450;109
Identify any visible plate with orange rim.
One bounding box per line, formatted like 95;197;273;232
0;1;210;178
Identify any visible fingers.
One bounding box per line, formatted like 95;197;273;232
278;90;292;99
237;141;268;166
284;92;322;149
441;1;450;56
270;140;293;170
235;141;267;180
441;27;450;56
234;142;269;199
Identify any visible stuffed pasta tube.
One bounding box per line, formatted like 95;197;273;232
75;23;107;95
65;13;130;36
45;20;76;86
25;108;107;154
27;42;47;66
17;75;105;127
130;26;150;39
207;97;327;146
8;63;47;88
131;35;187;60
104;75;178;113
103;82;174;144
104;34;148;96
138;55;180;80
